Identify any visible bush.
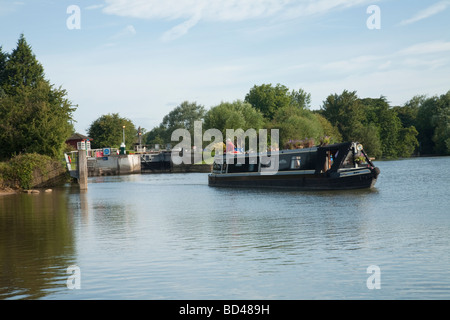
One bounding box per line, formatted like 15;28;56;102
0;153;58;189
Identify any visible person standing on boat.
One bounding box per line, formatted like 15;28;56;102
226;138;235;153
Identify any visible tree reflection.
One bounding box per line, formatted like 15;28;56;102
0;190;76;299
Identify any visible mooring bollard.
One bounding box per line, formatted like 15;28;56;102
77;149;88;191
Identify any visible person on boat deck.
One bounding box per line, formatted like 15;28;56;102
226;138;235;153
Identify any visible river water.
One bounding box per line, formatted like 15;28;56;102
1;157;449;300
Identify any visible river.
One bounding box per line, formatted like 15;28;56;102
1;157;449;300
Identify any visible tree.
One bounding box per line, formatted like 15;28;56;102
87;113;136;149
290;88;311;110
245;83;291;120
0;35;76;159
397;126;419;157
0;46;7;89
2;34;45;95
204;100;265;134
414;95;440;155
355;124;382;159
145;125;167;146
359;97;403;158
313;113;342;143
161;101;205;133
321;90;365;142
145;101;205;145
432;91;450;155
271;105;327;148
393;96;421;129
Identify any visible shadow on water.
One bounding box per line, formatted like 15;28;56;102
0;189;77;300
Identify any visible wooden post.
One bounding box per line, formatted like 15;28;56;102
78;150;88;190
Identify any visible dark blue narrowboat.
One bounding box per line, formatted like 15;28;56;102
208;142;380;190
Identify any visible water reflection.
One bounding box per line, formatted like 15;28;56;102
1;157;450;299
0;190;76;299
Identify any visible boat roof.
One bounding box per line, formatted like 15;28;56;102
216;141;356;159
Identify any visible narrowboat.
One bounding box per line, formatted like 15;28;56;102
208;142;380;190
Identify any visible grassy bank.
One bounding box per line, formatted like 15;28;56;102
0;153;69;191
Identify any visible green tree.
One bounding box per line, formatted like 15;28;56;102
245;83;291;120
204;100;266;134
145;125;167;146
162;101;205;132
290;88;311;110
397;126;419;157
0;46;7;89
0;35;76;159
414;95;440;155
432;91;450;155
321;90;365;142
145;101;205;145
313;113;342;143
355;124;382;159
393;96;421;129
359;97;403;158
2;34;45;95
87;113;136;149
272;105;326;148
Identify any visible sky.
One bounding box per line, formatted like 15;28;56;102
1;0;449;135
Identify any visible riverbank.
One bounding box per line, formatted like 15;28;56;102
0;187;18;196
0;153;69;192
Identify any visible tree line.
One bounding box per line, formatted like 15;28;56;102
1;35;448;161
145;85;449;159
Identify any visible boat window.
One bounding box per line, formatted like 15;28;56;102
227;161;259;173
290;156;301;169
341;151;354;168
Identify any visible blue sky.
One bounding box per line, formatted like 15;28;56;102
1;0;449;135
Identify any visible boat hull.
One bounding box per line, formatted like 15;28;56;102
208;167;379;190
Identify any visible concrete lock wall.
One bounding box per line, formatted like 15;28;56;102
87;154;141;176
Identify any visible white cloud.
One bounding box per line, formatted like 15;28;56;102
397;41;450;56
85;4;105;10
111;25;137;39
101;0;375;40
161;12;201;42
399;1;450;26
0;1;24;15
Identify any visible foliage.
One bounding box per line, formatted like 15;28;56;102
313;113;342;143
146;101;206;146
321;90;365;142
402;91;450;155
244;83;292;120
272;105;327;147
0;35;76;160
359;97;403;158
87;113;136;149
397;126;419;158
431;91;450;155
0;153;53;189
290;88;311;110
320;91;420;159
203;100;265;133
354;124;382;159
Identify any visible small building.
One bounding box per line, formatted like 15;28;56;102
66;133;93;150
